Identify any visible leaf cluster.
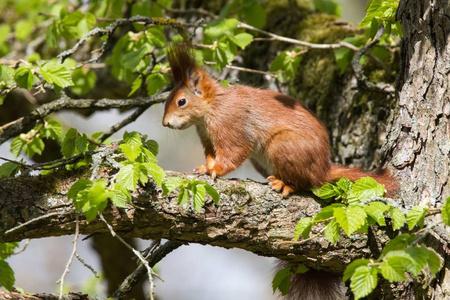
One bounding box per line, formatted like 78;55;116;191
290;178;449;299
162;177;220;212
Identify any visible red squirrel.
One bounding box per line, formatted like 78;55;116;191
162;43;397;197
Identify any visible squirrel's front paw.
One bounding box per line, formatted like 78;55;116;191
194;165;208;175
194;165;217;180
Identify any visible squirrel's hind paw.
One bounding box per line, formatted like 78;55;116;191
267;176;294;198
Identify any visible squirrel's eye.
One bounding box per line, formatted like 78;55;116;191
177;98;187;107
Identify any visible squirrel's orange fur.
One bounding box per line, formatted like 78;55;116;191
163;44;397;197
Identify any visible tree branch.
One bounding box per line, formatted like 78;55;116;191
0;92;169;145
0;168;372;275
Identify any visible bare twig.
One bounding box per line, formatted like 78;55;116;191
57;16;184;65
5;210;75;235
351;27;395;94
75;253;99;278
113;240;184;299
237;22;360;51
57;215;79;300
99;214;163;300
13;239;30;255
0;92;169;145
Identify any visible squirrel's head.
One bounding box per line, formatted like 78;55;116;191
163;44;214;130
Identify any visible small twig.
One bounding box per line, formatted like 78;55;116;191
57;16;184;65
0;92;169;145
351;27;395;94
75;253;99;278
5;210;75;235
238;22;360;51
113;241;184;299
57;215;79;300
13;239;30;255
99;214;163;300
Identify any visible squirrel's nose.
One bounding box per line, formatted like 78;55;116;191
162;119;170;127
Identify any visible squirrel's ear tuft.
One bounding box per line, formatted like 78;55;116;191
188;68;203;96
167;42;197;84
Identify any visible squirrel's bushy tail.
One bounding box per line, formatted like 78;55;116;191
276;261;346;300
328;164;398;197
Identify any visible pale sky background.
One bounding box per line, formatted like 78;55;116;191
3;1;367;299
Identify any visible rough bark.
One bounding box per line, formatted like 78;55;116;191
0;169;378;275
384;0;450;205
380;0;450;298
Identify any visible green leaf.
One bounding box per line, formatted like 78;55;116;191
380;234;414;258
365;202;388;226
139;148;157;163
227;33;253;49
406;206;427;230
312;182;341;200
77;12;96;38
109;183;131;208
76;179;109;222
146;27;166;47
144;140;159;156
0;162;20;179
313;0;342;17
350;266;378;300
120;144;141;162
334;206;367;236
0;243;19;260
347;177;385;203
68;179;92;200
123;131;142;146
205;18;238;38
70;68;97;96
75;134;88;154
146;73;169;96
23;137;45;157
0;64;14;87
343;259;370;282
193;184;206;212
129;74;143;97
177;187;190;205
241;1;266;29
333;36;365;74
404;246;430;276
0;260;15;291
141;162;165;186
272;267;291;295
10;136;25;158
390;207;406;230
121;45;150;72
314;203;345;222
380;257;406;282
61;128;78;157
0;24;11;44
46;21;59;48
162;177;185;195
335;177;353;194
442;197;450;226
426;248;442;275
294;217;313;240
40;62;74;89
43;119;63;142
117;163;139;191
324;218;340;245
203;183;220;204
14;66;34;89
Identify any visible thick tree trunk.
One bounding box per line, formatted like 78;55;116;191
381;0;450;298
385;0;450;205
